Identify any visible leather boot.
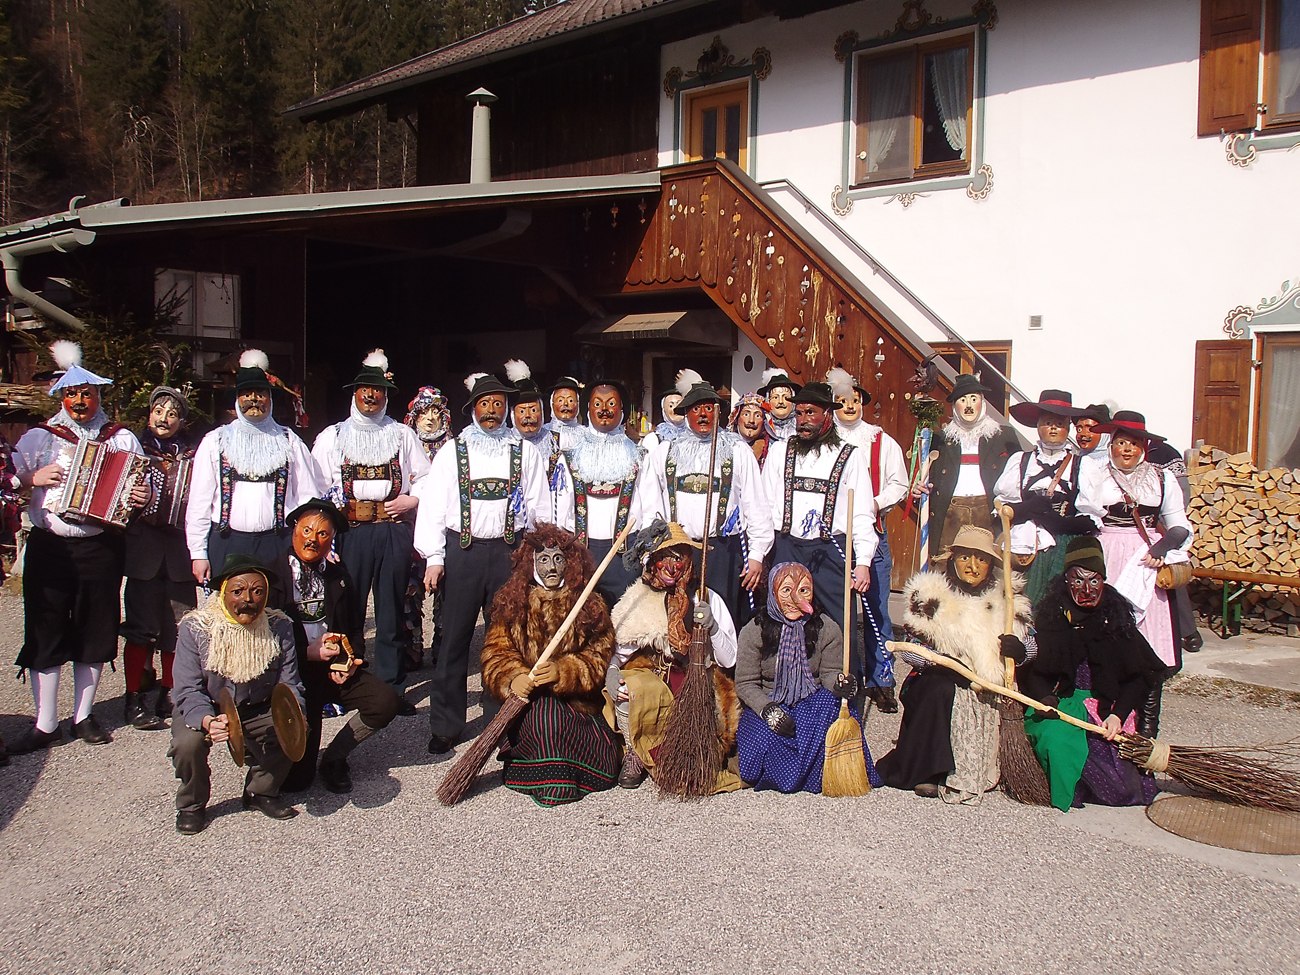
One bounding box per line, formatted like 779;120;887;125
1137;684;1163;739
617;747;646;789
126;691;163;731
124;691;147;725
153;686;173;722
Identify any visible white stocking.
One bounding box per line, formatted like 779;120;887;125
71;663;104;723
30;667;61;733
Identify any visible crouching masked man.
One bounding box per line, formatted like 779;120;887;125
480;525;620;806
168;555;305;834
607;520;741;794
280;500;403;795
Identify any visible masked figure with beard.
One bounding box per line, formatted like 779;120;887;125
401;386;452;668
995;390;1097;606
278;500;402;794
12;341;149;752
608;520;741;792
121;386;199;731
1018;537;1166;810
637;370;772;630
414;372;550;754
735;562;881;793
637;387;685;454
761;381;876;691
877;526;1032;804
479;525;620;805
546;375;584;451
914;374;1021;559
312;351;429;696
758;368;800;441
187;349;323;589
828;368;910;713
728;392;772;467
169;554;305;833
504;359;561;483
552;380;643;607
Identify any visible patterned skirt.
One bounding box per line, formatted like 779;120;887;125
737;687;882;794
500;696;620;807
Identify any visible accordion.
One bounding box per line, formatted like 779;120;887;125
49;439;151;529
139;454;194;528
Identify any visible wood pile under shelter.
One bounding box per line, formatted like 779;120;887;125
1187;446;1300;636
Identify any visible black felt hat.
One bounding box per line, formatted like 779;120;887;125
1076;403;1112;424
758;369;801;397
1008;389;1083;425
344;350;398;391
548;375;583;396
210;553;276;588
504;360;544;405
286;498;348;535
792;381;836;407
945;373;992;403
1098;410;1166;443
461;373;516;415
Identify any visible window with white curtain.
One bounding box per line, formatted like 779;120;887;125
1266;0;1300;126
1259;333;1300;469
854;34;973;185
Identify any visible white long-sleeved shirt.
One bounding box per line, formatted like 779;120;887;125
635;436;774;562
311;419;430;501
185;426;323;559
1075;462;1193;559
993;446;1080;555
16;423;143;537
551;455;644;541
763;438;879;567
836;420;909;516
412;436;550;565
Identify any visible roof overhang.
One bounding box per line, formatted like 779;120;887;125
577;308;736;350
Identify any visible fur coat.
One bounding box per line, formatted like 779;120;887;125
900;569;1031;687
480;585;615;716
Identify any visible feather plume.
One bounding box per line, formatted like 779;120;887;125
50;340;81;370
464;372;488;392
239;349;270;371
761;367;791;387
362;349;388;371
826;366;855;400
503;359;531;383
675;368;704;397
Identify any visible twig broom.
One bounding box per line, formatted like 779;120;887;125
822;489;871;797
891;641;1300;813
994;502;1052;806
436;520;636;806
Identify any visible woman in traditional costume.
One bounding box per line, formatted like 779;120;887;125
734;562;878;793
1019;537;1166;810
1075;410;1192;737
479;524;620;806
876;526;1031;804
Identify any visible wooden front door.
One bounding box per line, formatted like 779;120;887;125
1191;339;1252;452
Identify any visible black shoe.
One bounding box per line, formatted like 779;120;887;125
153;686;173;721
913;782;940;799
427;734;456;755
318;758;352;794
867;686;899;714
11;725;62;754
617;748;646;789
72;716;112;745
241;792;298;820
126;692;163;730
1181;633;1204;654
175;809;207;835
396;699;417;717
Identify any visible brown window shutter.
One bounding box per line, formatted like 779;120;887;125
1191;338;1252;452
1198;0;1262;135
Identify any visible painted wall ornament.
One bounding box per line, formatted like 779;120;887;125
663;40;773;98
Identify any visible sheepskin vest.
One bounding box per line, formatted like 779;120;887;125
900;570;1031;687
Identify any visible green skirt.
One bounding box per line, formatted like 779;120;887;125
1024;688;1090;812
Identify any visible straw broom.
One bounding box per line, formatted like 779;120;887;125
656;419;723;801
822;489;871;797
994;502;1052;807
891;641;1300;813
436;520;636;806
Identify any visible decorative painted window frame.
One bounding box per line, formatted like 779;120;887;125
664;36;772;176
1222;129;1300;169
831;1;998;214
1224;276;1300;337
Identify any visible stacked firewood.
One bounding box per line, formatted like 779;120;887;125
1187;446;1300;636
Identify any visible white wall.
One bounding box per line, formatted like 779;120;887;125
658;0;1299;447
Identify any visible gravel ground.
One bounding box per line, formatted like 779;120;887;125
1;583;1298;975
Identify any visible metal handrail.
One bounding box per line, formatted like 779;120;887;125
758;177;1030;407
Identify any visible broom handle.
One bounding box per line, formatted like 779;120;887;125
842;489;854;676
528;519;637;676
888;640;1110;736
997;501;1015;688
697;415;719;604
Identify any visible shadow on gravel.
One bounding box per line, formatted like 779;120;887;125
0;712;53;831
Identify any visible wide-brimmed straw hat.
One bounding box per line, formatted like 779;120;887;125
937;525;1002;563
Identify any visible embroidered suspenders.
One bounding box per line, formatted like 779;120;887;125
340;456;403;502
665;452;733;536
455;440;522;549
218;451;288;532
573;476;636;547
781;443;855;538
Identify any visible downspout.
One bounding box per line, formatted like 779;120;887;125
1;228;96;330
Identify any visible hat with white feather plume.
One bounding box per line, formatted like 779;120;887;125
674;367;720;412
757;366;800;397
826;366;871;404
462;371;515;415
47;340;113;394
235;348;273;392
503;359;543;403
345;348;398;391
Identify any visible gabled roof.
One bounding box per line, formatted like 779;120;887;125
286;0;716;122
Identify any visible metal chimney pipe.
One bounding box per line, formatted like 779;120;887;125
467;88;498;184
